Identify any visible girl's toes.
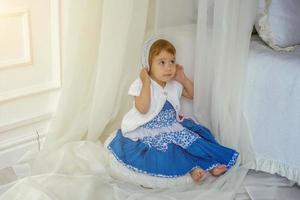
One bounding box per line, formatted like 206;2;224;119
216;164;226;170
210;165;227;176
190;168;205;182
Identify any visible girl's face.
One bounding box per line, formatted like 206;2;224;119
149;50;176;86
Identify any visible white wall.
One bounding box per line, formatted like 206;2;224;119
0;0;61;169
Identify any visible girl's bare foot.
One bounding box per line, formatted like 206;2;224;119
210;164;227;176
190;168;205;182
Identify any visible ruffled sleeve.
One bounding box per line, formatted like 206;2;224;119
128;78;142;96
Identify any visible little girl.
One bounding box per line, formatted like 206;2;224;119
108;38;239;182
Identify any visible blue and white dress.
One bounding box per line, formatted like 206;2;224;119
108;100;239;178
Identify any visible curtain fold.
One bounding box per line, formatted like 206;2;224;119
41;0;149;152
31;0;149;174
194;0;258;165
88;0;149;141
40;0;103;154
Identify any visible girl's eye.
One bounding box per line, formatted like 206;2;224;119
170;60;175;64
159;61;165;65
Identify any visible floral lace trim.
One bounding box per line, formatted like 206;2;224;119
138;123;185;137
107;146;239;178
226;152;239;169
141;128;200;152
109;145;216;178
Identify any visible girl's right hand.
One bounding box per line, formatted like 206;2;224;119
140;67;151;84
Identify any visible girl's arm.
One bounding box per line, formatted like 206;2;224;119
135;68;151;114
181;78;194;99
174;64;194;100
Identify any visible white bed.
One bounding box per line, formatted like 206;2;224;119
243;35;300;183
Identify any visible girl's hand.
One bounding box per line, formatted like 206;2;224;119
140;67;151;84
174;64;186;83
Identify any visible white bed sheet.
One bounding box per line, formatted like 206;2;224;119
243;35;300;183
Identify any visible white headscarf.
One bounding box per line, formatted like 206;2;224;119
140;35;171;70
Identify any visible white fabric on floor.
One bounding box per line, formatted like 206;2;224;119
235;170;299;200
0;0;259;199
1;141;249;200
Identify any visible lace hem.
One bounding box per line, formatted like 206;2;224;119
249;158;299;184
107;145;238;178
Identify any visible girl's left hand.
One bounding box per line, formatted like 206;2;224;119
174;64;186;83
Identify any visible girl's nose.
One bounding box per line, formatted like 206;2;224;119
166;63;172;70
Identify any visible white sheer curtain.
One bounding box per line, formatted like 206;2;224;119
1;0;258;199
41;0;149;152
31;0;149;173
194;0;257;165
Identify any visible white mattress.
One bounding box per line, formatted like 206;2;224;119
243;35;300;182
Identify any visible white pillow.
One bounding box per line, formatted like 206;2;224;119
255;0;300;51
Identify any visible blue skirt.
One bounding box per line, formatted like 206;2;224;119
108;117;239;178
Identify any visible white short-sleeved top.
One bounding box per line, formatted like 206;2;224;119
121;78;183;134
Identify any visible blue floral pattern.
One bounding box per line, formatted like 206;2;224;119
140;101;200;151
141;129;199;151
142;101;177;129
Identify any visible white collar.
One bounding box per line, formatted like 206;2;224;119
150;78;170;91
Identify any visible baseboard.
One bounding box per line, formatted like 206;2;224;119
0;121;47;170
0;113;52;134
